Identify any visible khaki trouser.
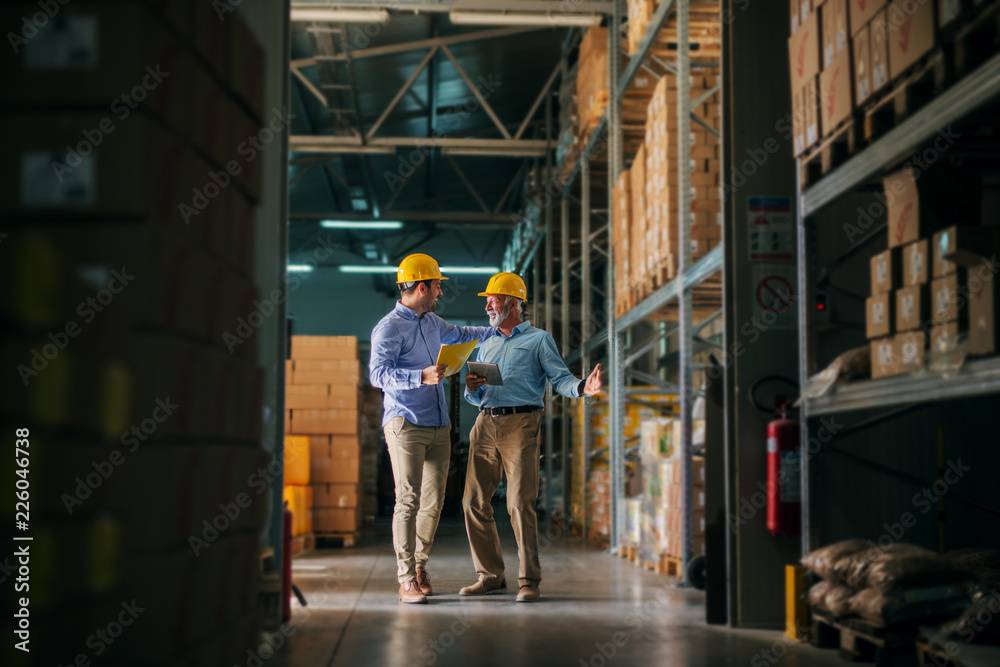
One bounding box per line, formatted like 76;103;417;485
463;410;543;588
383;416;451;583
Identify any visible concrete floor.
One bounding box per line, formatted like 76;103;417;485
277;511;844;667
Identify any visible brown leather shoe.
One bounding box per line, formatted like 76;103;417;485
399;579;427;604
516;585;539;602
459;577;507;596
415;568;433;596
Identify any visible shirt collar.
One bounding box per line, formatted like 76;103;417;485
500;320;532;338
394;300;420;320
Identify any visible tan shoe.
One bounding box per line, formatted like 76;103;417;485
516;585;539;602
399;579;427;604
459;577;507;596
415;568;433;596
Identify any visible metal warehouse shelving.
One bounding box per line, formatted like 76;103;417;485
795;51;1000;557
505;0;722;582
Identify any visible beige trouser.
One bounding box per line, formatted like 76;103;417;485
383;416;451;583
463;410;543;588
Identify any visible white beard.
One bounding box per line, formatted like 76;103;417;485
488;302;511;326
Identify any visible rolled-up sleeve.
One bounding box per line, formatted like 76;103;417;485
538;333;581;399
369;322;422;390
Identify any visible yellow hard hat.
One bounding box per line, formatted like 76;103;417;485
478;272;527;301
396;253;448;283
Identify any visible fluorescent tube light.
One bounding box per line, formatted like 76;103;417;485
288;264;316;272
320;220;404;229
290;7;389;23
449;10;601;27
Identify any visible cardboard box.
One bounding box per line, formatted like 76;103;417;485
871;336;901;378
313;506;361;533
951;252;1000;356
895;330;927;373
283;436;310;486
895;285;929;331
290;336;358;360
665;483;706;511
789;11;821;92
871;10;890;93
291;411;359;435
883;168;923;248
311;457;361;484
312;483;361;508
819;47;853;136
932;226;996;277
866;292;894;338
821;0;849;67
792;0;801;32
887;0;936;80
854;24;872;105
871;248;901;295
931;274;961;324
850;0;887;35
902;239;929;286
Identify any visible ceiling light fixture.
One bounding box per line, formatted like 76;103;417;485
448;10;601;27
290;7;389;23
288;264;316;272
320;220;404;229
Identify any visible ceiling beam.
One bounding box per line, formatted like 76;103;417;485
440;43;511;139
290;135;549;156
314;26;545;61
292;210;516;225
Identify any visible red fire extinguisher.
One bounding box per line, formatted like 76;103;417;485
750;376;801;537
767;403;801;537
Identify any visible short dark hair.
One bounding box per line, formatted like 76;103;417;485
398;279;433;294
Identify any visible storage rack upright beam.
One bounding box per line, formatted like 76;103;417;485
795;53;1000;556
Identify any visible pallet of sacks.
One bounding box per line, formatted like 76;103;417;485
285;335;365;541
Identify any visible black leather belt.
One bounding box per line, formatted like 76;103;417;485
480;405;542;416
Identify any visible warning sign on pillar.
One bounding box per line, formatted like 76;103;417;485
748;196;794;261
752;264;797;330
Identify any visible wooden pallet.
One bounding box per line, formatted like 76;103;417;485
315;531;359;548
810;610;918;666
619;544;637;560
863;49;949;144
659;554;683;577
955;0;1000;77
290;533;315;558
915;638;964;667
800;113;864;190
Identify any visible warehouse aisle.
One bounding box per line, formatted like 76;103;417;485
276;513;842;667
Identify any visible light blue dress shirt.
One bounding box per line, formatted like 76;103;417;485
464;320;583;409
370;301;495;427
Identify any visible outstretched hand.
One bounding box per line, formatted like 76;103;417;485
583;363;602;396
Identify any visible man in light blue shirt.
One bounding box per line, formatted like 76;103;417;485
459;272;601;602
369;253;495;604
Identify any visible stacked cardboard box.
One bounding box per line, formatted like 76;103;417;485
587;468;612;540
286;336;365;534
656;455;707;558
0;3;268;663
358;385;385;523
576;27;610;138
613;170;633;318
627;0;655;54
867;169;999;377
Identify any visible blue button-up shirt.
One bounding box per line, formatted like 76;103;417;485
464;320;582;408
370;301;495;427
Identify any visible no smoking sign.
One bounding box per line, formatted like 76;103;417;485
752;265;797;329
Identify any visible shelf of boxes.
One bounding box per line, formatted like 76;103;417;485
792;0;1000;555
0;3;269;664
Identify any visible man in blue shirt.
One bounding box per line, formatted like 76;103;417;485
460;272;601;602
369;253;495;604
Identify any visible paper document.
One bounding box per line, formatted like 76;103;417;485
467;361;503;386
436;340;479;377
